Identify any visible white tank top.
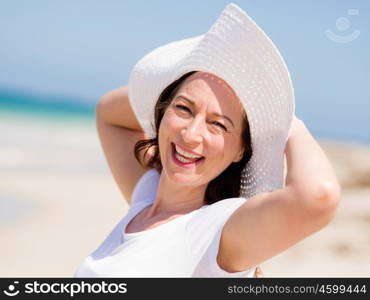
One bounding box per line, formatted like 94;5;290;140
73;169;258;277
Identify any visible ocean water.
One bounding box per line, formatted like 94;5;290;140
0;89;95;122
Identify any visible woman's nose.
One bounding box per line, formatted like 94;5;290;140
181;118;205;144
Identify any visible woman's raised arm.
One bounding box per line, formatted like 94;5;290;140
96;86;142;131
284;117;341;213
96;86;152;205
217;117;341;273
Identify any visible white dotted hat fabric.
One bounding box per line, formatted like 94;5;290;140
128;3;295;199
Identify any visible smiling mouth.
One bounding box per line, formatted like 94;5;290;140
171;143;205;166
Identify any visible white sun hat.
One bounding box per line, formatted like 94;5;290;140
128;2;295;199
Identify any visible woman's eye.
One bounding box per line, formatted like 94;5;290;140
175;104;227;132
213;121;227;131
175;105;191;113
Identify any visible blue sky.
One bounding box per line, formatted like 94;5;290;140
0;0;369;141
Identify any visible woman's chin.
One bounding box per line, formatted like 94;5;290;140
163;166;201;184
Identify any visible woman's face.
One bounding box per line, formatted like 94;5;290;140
158;72;246;187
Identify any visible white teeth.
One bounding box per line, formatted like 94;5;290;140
175;144;202;159
175;152;196;163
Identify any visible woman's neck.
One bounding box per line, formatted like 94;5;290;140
146;171;208;219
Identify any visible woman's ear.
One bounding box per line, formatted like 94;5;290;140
233;146;245;163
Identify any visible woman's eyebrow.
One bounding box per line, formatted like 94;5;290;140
176;95;235;128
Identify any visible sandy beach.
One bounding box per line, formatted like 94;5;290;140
1;114;369;277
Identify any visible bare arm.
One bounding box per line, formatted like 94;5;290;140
97;86;142;130
218;117;341;272
284;116;341;212
96;86;153;205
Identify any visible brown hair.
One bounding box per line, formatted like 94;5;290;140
134;71;253;205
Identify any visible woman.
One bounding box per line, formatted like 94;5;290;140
74;3;341;277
